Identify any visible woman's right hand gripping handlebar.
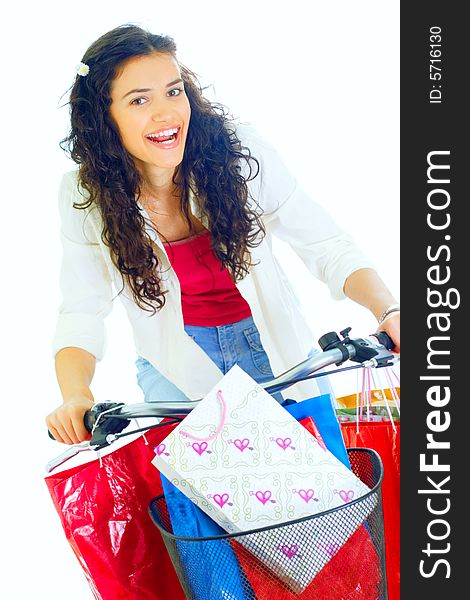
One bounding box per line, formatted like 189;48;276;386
46;396;94;445
46;347;97;445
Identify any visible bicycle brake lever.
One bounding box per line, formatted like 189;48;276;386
45;441;98;474
352;338;396;367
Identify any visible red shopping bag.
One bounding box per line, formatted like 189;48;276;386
45;423;185;600
341;420;400;600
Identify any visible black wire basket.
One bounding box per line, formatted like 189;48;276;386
149;448;387;599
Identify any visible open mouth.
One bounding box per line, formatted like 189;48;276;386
145;126;181;147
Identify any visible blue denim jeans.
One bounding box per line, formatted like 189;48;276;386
136;315;285;403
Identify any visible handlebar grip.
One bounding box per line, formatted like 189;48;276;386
84;408;95;432
371;331;395;351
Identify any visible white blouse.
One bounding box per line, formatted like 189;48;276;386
52;124;374;401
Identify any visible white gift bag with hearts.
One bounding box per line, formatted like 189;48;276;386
152;365;374;592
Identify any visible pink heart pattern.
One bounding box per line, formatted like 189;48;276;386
338;489;355;503
298;489;314;503
255;490;272;505
320;542;341;558
275;437;292;450
192;441;208;456
213;493;229;508
279;544;299;559
155;443;166;456
234;438;249;452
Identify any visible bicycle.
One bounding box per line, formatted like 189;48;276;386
46;327;398;599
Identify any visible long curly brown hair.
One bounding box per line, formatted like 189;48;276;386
60;24;265;312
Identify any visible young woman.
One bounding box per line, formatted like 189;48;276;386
46;23;400;445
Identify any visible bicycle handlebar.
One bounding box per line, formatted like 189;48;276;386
47;328;396;448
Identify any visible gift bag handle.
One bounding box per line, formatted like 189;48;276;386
180;389;227;442
356;367;399;433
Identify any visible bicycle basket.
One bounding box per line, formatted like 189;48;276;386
149;448;387;599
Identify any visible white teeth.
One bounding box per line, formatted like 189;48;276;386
146;127;179;140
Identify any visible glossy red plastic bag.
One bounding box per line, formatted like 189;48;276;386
45;424;185;600
341;421;400;600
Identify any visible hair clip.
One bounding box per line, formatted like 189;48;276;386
76;62;90;77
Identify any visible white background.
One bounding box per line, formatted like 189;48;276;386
0;1;399;598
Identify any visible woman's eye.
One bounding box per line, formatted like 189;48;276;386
130;97;146;106
168;87;184;97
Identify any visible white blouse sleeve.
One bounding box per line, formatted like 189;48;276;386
242;126;376;300
52;171;113;360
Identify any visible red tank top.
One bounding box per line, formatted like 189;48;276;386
163;230;252;326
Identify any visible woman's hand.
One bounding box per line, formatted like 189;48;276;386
342;269;400;354
376;311;400;354
46;397;95;445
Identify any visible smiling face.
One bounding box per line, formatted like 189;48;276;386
109;52;191;182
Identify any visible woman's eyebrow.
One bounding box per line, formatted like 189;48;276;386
166;78;184;88
121;79;184;100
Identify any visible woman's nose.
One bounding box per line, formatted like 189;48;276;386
151;100;175;123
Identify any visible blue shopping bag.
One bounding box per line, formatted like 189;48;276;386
283;394;350;468
160;474;255;600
